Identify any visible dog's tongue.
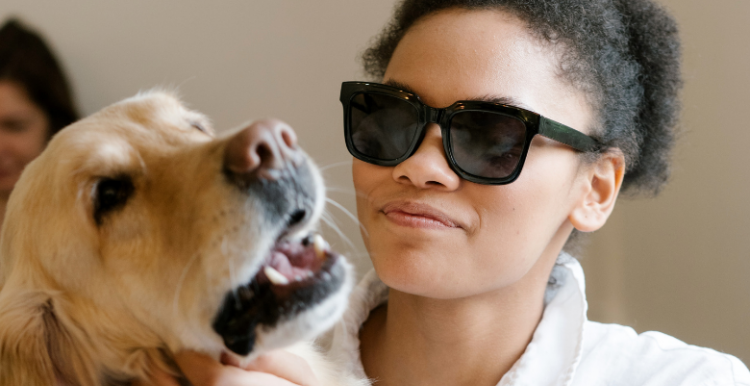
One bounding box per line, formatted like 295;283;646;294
258;234;329;286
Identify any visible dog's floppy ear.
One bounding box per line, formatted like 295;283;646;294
0;290;97;386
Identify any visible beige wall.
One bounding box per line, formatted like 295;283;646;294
3;0;748;364
582;1;750;363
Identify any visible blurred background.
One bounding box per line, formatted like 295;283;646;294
2;0;748;363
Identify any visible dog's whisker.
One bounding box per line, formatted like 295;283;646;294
324;197;369;237
136;152;148;177
320;213;359;254
174;76;197;92
325;187;356;194
325;188;371;202
319;160;352;172
172;250;202;318
321;210;360;251
221;235;241;301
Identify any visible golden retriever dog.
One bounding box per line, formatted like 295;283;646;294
0;91;364;386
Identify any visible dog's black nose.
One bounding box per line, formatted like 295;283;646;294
224;119;302;181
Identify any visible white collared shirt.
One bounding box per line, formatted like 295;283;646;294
327;254;750;385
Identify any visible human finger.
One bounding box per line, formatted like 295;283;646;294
240;350;320;386
132;365;181;386
175;350;305;386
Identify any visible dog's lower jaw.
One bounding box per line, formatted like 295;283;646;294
210;227;353;354
221;256;356;366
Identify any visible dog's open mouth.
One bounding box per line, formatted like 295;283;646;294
256;234;333;292
212;232;346;356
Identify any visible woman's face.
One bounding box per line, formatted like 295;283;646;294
353;9;597;299
0;81;49;198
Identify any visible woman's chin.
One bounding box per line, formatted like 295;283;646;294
369;252;466;299
367;241;537;300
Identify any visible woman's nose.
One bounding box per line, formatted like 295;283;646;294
392;124;461;190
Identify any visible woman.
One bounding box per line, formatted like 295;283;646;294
156;0;750;384
0;18;79;228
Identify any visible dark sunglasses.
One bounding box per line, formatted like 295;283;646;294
340;82;601;185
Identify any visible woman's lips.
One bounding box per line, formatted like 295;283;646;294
381;202;460;229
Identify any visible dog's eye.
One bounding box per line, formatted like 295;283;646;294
94;176;134;225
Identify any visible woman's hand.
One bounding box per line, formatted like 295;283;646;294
138;350;321;386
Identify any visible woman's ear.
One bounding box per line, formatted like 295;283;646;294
569;149;626;232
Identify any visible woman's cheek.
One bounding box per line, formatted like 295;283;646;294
352;159;383;250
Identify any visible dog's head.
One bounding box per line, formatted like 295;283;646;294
0;91;351;384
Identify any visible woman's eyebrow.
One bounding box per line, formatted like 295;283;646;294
384;80;418;94
383;80;533;112
473;94;534;112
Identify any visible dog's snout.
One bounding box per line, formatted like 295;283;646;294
222;118;319;236
224;119;301;181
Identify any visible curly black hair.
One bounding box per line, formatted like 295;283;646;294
0;18;79;138
362;0;682;195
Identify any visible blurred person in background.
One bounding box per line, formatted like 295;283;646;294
0;18;79;229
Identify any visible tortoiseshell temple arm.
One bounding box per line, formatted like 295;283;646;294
538;116;600;152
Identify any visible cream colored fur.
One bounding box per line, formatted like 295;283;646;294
0;91;367;386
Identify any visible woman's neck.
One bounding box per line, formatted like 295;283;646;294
359;246;561;386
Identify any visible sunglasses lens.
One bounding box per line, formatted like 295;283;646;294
449;111;527;179
348;92;420;161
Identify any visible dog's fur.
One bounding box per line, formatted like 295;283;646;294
0;91;364;385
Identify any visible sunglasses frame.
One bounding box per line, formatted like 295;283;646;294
340;81;600;185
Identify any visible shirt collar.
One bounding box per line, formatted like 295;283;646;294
328;253;588;386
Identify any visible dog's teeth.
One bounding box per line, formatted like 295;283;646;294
313;234;328;260
264;266;289;285
294;275;302;282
